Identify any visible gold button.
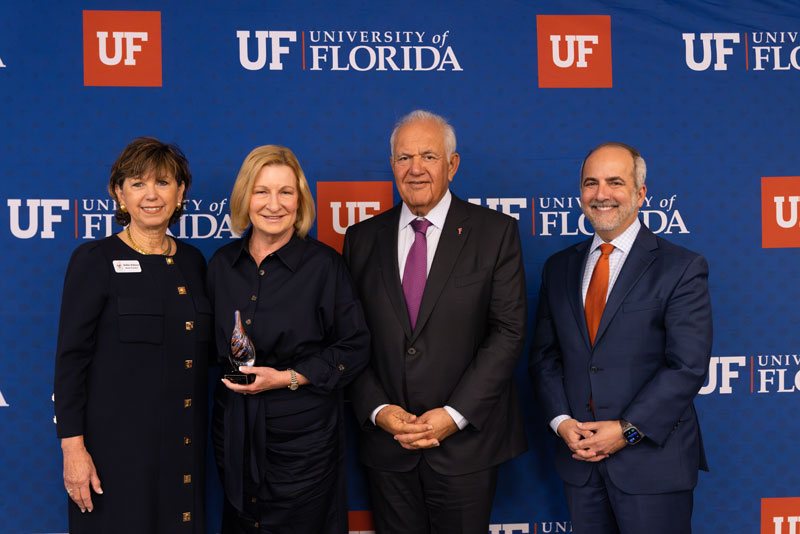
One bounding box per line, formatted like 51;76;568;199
338;364;345;371
251;497;257;503
245;319;252;325
254;522;259;528
182;512;191;522
184;437;191;445
177;286;187;295
184;398;192;408
166;257;174;265
250;295;257;301
259;269;265;276
185;321;194;330
185;359;193;369
184;474;192;484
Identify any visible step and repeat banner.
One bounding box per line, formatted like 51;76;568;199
1;1;799;533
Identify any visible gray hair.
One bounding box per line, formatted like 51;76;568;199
581;142;647;189
390;110;457;158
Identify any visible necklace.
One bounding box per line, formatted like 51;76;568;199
126;226;172;256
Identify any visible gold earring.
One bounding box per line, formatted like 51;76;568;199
120;204;127;213
176;201;182;209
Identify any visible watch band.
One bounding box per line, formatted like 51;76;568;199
287;368;299;391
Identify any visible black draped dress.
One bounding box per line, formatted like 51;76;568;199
208;232;370;534
54;235;211;533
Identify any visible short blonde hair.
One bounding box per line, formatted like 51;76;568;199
229;145;316;237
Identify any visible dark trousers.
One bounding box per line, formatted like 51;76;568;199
564;461;694;534
367;457;498;534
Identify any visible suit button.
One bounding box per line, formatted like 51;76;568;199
184;474;192;484
185;360;193;369
184;398;192;408
185;321;194;331
590;366;599;373
407;348;417;356
338;364;345;371
184;437;191;445
182;512;191;522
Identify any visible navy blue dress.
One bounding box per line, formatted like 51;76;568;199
54;235;210;533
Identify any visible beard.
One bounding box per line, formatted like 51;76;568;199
581;192;639;233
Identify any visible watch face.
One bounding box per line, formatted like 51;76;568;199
623;427;642;444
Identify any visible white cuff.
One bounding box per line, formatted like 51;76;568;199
550;414;571;435
370;404;389;425
444;405;468;430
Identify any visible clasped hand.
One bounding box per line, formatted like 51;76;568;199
375;405;458;450
558;418;627;462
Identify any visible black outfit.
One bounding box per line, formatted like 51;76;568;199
208;232;370;534
54;235;210;534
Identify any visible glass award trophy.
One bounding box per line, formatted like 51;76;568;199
225;310;256;384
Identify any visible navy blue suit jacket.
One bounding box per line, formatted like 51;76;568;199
529;224;712;494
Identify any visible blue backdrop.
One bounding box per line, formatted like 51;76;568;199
2;1;799;533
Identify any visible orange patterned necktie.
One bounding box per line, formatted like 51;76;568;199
585;243;615;345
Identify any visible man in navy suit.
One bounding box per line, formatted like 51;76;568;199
344;110;527;533
529;142;712;533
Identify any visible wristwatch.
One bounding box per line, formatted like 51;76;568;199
287;368;299;391
620;419;643;445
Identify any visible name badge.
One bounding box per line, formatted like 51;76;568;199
113;260;142;273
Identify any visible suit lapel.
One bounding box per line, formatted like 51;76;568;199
376;205;413;338
593;226;657;347
568;239;592;350
410;196;470;343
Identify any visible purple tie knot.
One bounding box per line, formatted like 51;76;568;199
410;218;432;235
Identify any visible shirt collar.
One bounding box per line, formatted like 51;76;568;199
590;217;641;255
231;228;306;272
399;189;452;230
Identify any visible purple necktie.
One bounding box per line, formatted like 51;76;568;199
402;218;432;329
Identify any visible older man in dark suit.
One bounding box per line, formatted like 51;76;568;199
343;110;528;534
530;142;713;533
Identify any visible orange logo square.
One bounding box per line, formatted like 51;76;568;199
761;177;800;248
761;497;800;533
316;181;394;252
348;510;375;533
83;10;162;87
537;15;612;88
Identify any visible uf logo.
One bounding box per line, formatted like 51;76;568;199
316;182;394;253
761;177;800;248
83;10;162;86
536;15;612;88
7;199;70;239
237;31;297;70
96;31;148;66
762;498;800;534
682;33;740;71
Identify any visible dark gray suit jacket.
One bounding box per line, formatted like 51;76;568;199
343;194;528;475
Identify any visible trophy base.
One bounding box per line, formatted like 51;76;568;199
224;373;256;385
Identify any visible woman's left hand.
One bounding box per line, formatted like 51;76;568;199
221;366;309;394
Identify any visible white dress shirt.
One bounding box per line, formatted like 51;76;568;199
550;218;642;435
371;190;468;430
